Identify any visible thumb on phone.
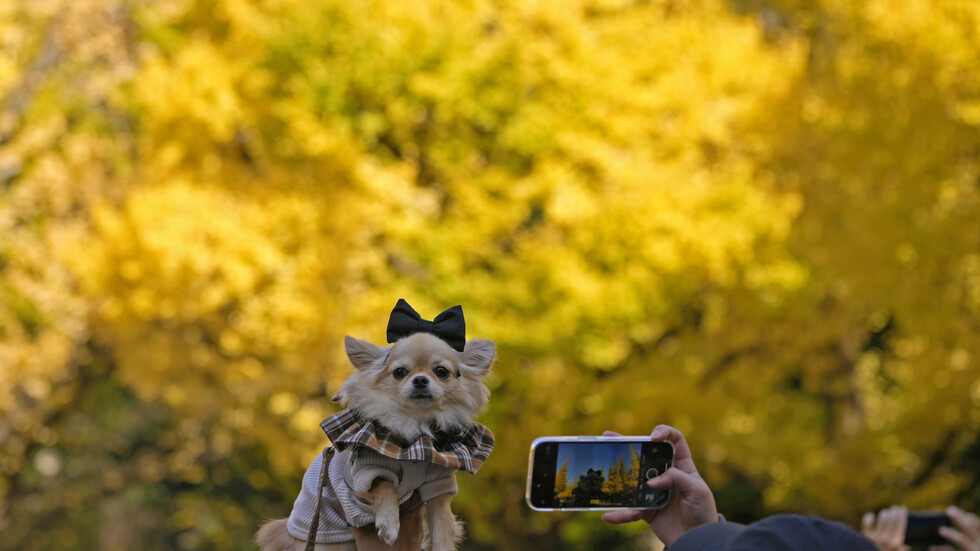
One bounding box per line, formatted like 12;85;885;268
648;466;699;493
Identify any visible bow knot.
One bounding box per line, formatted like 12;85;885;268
386;299;466;352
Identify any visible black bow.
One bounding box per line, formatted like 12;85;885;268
386;299;466;352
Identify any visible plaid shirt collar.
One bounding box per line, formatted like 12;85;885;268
320;408;494;474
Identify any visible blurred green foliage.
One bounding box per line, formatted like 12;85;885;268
1;0;979;549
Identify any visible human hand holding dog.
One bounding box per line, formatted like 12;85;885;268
348;494;426;551
600;425;719;548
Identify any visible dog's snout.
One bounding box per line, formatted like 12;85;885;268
412;376;429;388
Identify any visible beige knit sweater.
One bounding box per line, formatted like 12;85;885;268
286;446;458;544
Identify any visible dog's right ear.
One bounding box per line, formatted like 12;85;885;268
460;339;496;376
344;336;388;371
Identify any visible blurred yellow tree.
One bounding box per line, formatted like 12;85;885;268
602;459;627;497
555;459;569;498
626;446;640;489
1;0;979;550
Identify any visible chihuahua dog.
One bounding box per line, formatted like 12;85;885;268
256;302;495;551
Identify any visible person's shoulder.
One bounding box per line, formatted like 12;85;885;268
735;515;878;551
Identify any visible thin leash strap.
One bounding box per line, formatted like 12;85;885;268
305;446;334;551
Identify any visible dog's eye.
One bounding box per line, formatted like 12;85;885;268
392;367;408;380
433;365;451;379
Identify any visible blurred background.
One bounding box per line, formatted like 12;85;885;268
2;0;979;549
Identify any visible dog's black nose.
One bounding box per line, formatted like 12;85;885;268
412;376;429;388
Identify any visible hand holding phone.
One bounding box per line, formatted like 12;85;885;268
525;436;674;511
863;506;956;550
939;505;980;551
599;426;720;549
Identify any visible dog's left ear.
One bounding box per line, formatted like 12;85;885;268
345;335;388;371
460;339;496;376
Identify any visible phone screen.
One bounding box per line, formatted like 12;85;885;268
526;438;674;510
905;512;952;546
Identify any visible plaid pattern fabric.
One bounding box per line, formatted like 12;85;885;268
320;409;494;474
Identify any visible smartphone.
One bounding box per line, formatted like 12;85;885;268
525;436;674;511
905;511;952;547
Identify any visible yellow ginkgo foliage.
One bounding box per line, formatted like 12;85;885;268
2;0;979;550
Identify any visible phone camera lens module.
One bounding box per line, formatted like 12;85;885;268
645;468;659;480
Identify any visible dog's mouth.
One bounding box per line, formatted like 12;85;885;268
408;389;434;401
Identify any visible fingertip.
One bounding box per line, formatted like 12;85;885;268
603;430;622;437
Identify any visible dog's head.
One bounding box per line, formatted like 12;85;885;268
334;332;496;439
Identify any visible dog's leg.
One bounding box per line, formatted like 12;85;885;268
357;479;400;545
425;493;462;551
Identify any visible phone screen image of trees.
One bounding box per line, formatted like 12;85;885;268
553;443;655;507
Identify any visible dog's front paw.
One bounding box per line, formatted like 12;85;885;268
375;511;400;545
